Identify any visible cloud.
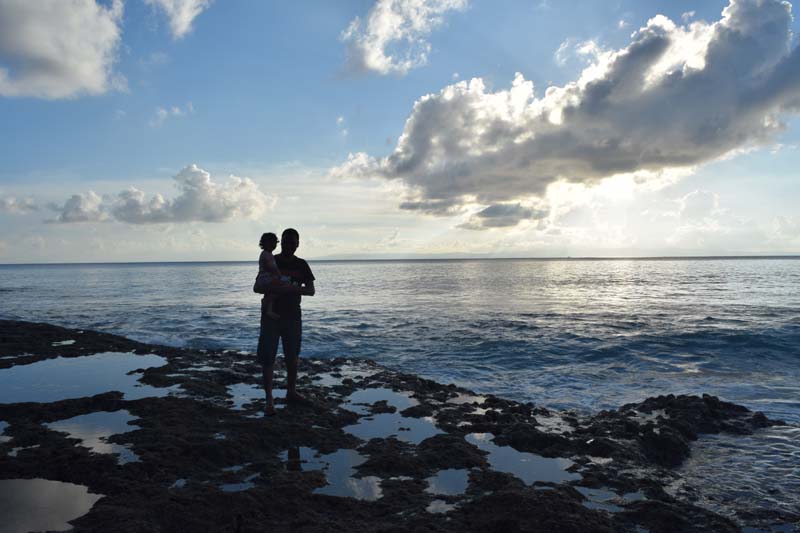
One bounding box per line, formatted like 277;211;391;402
332;0;800;228
0;0;124;99
149;102;194;127
554;38;606;66
49;191;108;223
144;0;211;39
341;0;468;75
0;196;39;214
459;203;549;230
49;164;274;224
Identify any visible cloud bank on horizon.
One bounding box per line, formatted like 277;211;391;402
332;0;800;228
45;165;273;224
342;0;468;75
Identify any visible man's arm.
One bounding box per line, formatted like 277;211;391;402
301;280;315;296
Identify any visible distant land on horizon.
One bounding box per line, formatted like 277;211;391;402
2;254;800;267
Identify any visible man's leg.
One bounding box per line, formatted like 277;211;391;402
257;310;280;415
281;319;304;402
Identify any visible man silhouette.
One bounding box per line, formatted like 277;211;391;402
257;228;315;415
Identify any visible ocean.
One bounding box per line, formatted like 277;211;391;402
1;258;799;424
3;257;800;521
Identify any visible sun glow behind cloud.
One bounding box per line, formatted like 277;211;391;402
333;0;800;231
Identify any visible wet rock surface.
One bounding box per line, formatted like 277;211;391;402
1;320;798;532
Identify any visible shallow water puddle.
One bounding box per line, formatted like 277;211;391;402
343;387;418;415
51;340;76;346
344;413;441;445
8;444;40;457
466;433;580;485
220;473;259;493
0;352;174;403
227;383;285;411
426;499;458;514
341;388;442;444
0;420;10;443
630;409;669;424
534;414;575;435
46;410;141;465
280;447;383;501
577;487;645;513
447;393;486;405
425;469;470;496
0;478;103;533
188;365;219;372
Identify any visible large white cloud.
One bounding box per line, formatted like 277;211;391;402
341;0;467;75
49;164;274;224
144;0;211;40
332;0;800;228
0;0;124;99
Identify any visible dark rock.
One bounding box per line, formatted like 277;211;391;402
492;425;571;457
416;434;486;470
399;404;434;418
0;320;790;533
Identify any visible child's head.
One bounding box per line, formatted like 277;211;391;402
259;232;278;251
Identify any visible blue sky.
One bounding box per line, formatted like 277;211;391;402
1;0;799;262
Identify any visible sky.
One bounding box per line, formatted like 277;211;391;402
1;0;799;263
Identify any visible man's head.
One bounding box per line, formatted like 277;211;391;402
280;228;300;255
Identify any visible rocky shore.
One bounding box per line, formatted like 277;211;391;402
0;319;796;532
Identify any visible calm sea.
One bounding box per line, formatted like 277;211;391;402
1;258;799;423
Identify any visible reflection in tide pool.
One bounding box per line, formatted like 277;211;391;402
0;352;173;403
426;499;458;514
344;413;441;445
425;469;469;496
0;478;103;533
46;410;141;464
575;486;645;513
343;387;417;415
342;387;440;445
466;433;580;485
280;447;382;501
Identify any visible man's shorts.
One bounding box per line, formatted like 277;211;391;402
257;313;302;367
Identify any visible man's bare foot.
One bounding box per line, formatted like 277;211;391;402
266;310;280;320
264;400;276;416
286;392;311;405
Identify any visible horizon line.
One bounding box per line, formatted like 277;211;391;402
2;254;800;267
